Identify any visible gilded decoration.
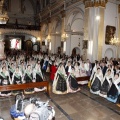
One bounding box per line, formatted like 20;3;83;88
105;25;116;44
83;0;108;8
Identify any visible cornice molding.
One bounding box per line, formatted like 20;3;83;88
83;0;108;8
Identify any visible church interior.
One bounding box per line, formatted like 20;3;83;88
0;0;120;120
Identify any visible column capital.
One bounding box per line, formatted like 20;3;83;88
83;0;108;8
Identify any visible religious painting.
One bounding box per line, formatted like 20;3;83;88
4;35;25;50
105;25;116;44
83;40;88;49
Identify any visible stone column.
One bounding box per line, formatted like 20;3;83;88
117;4;120;58
47;17;52;53
61;10;66;54
84;0;107;62
97;7;105;60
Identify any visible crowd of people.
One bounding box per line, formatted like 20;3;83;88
89;57;120;106
0;50;91;96
0;50;120;106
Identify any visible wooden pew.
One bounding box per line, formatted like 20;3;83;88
76;76;90;81
0;81;50;96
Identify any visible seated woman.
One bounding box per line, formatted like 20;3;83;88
74;62;80;78
9;63;15;79
0;66;11;96
52;63;67;94
107;73;120;103
88;62;100;88
90;67;103;95
78;62;88;85
12;66;23;95
33;62;46;92
23;65;34;94
99;69;113;98
67;67;80;93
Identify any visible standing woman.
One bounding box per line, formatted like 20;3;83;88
50;61;57;82
52;63;67;94
23;65;34;94
0;66;11;96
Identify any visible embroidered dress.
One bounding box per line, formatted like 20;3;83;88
99;71;113;98
0;70;11;96
52;64;67;94
23;70;34;94
67;73;80;93
107;77;120;103
90;68;103;95
12;70;23;95
33;65;46;92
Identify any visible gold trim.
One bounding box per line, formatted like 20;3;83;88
84;0;107;8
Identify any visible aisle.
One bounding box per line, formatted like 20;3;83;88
0;85;120;120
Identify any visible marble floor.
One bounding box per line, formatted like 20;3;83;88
0;84;120;120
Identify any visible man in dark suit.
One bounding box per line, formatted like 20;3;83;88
100;62;107;77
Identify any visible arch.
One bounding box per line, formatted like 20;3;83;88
104;48;114;59
41;23;48;35
72;47;80;56
65;7;84;31
51;16;61;33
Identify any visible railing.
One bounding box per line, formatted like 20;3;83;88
0;81;50;96
0;24;40;31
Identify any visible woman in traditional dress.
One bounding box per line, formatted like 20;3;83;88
9;63;15;79
67;67;80;93
90;67;103;95
52;63;67;94
50;61;57;82
99;69;113;98
33;62;45;92
23;65;34;94
74;62;80;78
85;59;92;76
88;62;100;88
19;62;26;75
79;62;88;85
107;73;120;103
0;66;11;96
12;66;23;95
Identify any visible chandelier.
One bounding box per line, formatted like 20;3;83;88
0;0;9;24
0;15;9;24
110;37;119;46
110;2;119;46
61;33;68;41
